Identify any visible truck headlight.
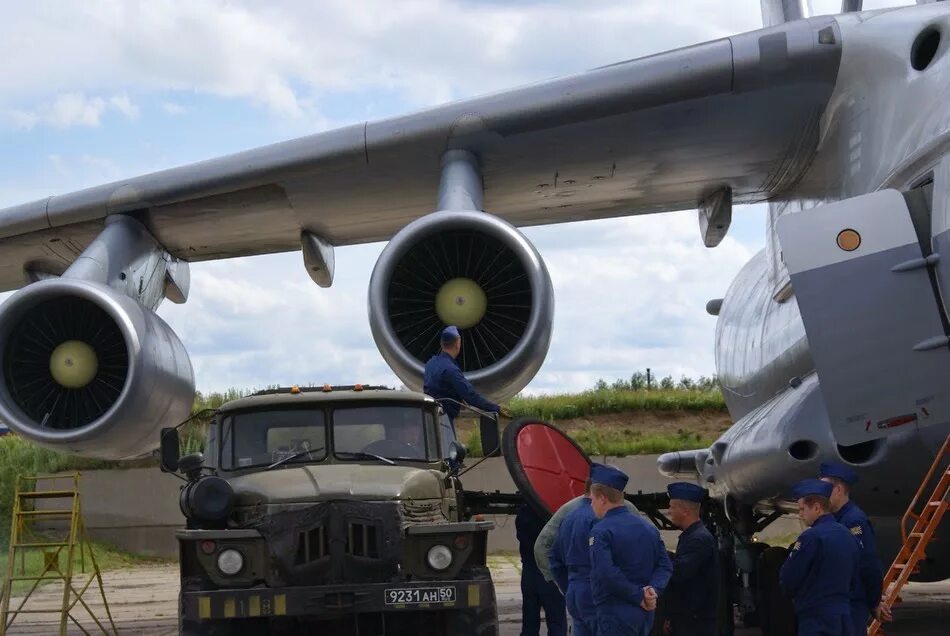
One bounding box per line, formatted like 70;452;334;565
217;549;244;576
426;544;453;571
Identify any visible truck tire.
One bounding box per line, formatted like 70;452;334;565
446;605;499;636
446;567;498;636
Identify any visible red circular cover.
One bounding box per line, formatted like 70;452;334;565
502;418;590;516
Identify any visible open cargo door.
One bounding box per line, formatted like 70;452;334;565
777;189;950;445
502;417;591;517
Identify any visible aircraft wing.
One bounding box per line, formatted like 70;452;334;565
0;16;841;292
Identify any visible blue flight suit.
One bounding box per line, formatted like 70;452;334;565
665;520;719;636
549;498;598;636
589;507;673;636
835;501;884;635
516;505;567;636
422;351;498;423
779;514;859;636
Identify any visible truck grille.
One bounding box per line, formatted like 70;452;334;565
257;501;400;585
295;524;329;564
346;522;379;558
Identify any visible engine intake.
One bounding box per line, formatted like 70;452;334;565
369;211;553;401
0;278;195;459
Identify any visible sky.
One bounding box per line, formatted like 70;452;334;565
0;0;915;395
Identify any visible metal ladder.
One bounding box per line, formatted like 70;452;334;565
868;434;949;636
0;473;116;636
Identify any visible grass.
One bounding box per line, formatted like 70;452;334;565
462;426;719;458
462;421;719;458
508;388;725;421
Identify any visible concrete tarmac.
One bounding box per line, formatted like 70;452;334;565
2;559;947;635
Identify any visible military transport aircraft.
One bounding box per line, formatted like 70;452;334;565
1;0;949;630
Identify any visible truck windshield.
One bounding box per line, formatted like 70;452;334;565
220;409;327;470
333;405;436;462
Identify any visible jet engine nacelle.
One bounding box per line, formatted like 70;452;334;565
369;211;554;401
0;278;194;459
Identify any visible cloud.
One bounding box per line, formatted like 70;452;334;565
162;101;186;115
3;92;138;130
0;1;765;123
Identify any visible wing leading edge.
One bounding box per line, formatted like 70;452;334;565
0;16;841;292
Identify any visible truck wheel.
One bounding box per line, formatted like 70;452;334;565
446;605;499;636
446;567;498;636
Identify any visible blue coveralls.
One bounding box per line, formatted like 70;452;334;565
835;501;884;635
549;498;598;636
516;504;567;636
422;351;498;423
665;520;719;636
589;507;673;636
779;514;859;636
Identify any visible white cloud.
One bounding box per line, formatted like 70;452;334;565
0;1;764;122
3;92;138;130
162;101;186;115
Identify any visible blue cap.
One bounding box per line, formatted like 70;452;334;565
590;464;629;491
819;462;858;485
441;325;461;345
791;478;833;500
667;482;707;503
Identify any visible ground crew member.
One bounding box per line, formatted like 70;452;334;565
534;475;640;584
517;504;567;636
589;465;673;636
548;464;613;636
662;482;719;636
819;462;890;632
422;325;501;424
780;479;859;636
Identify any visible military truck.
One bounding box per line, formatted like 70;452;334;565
160;385;500;636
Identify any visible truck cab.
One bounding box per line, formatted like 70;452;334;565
163;385;497;636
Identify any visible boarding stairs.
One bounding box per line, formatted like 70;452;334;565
868;434;949;635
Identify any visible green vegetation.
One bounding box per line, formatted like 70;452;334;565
509;387;724;421
463;423;718;458
0;435;112;549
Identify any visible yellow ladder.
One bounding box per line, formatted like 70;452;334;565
868;434;949;636
0;473;116;636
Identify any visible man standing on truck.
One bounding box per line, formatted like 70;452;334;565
423;325;503;425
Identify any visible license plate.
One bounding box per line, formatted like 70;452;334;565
384;586;456;606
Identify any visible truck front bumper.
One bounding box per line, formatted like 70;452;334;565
181;577;495;621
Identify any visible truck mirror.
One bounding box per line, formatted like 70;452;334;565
160;428;180;473
479;414;501;457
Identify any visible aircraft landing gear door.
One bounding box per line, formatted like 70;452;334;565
502;418;590;517
777;189;950;446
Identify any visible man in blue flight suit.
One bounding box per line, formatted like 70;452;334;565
422;326;502;425
819;462;890;633
779;479;860;636
662;482;719;636
549;464;611;636
516;503;567;636
588;464;673;636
